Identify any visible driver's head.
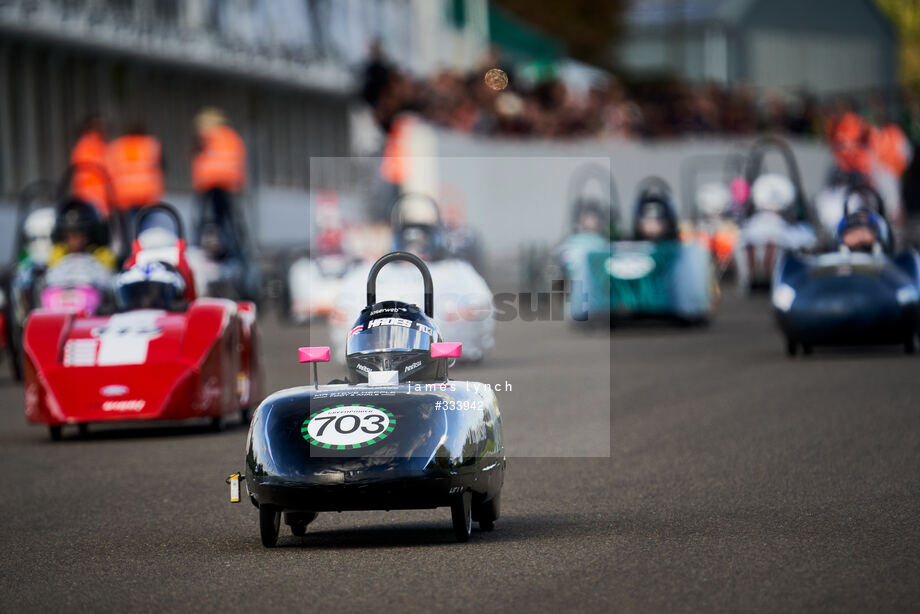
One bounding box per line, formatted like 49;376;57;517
837;209;881;253
53;199;105;253
345;300;442;383
634;200;674;241
573;199;606;235
751;173;795;213
114;262;186;311
395;225;443;261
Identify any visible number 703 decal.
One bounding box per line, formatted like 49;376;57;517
302;405;396;449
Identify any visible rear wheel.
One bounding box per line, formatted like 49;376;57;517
259;505;281;547
785;338;798;357
240;408;252;424
474;493;501;532
48;426;62;441
286;511;317;537
77;423;89;438
802;343;813;356
451;491;472;542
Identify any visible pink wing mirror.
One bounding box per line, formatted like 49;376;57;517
298;346;330;389
299;346;330;363
431;342;462;358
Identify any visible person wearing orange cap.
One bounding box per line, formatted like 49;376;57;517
70;114;111;216
106;121;164;242
191;108;246;258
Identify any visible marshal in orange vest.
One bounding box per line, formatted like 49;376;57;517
106;134;164;210
70;130;111;215
192;124;246;193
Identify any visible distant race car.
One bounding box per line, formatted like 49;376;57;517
23;203;263;440
329;194;494;362
733;137;818;292
679;151;746;277
565;176;715;324
285;252;360;323
773;185;920;355
7;164;122;380
233;251;504;545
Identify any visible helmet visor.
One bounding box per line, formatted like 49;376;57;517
347;324;432;354
116;280;179;311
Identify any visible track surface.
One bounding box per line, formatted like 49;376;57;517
0;295;918;612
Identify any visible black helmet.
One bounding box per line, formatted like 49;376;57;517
114;261;186;311
52;199;108;246
633;177;678;241
391;193;447;261
345;252;446;384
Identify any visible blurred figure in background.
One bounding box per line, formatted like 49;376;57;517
106;121;164;241
70;114;111;216
191;107;247;258
870;120;912;226
828;111;873;180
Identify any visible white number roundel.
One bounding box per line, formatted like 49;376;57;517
606;253;656;280
302;405;394;449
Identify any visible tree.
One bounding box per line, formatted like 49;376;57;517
492;0;626;69
876;0;920;95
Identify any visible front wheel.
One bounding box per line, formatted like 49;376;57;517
48;425;62;441
785;338;798;357
259;505;281;548
451;491;472;542
474;493;501;532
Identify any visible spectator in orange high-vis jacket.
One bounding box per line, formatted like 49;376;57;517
829;111;872;178
871;123;912;178
191;107;246;258
70;114;111;216
107;122;165;246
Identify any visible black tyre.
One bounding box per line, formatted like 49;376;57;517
259;505;281;548
285;511;317;537
450;491;472;542
210;415;225;432
48;425;62;441
77;423;89;438
802;343;813;356
6;312;23;382
475;493;501;532
785;338;798;357
240;408;252;424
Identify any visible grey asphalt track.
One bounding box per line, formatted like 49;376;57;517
0;294;918;612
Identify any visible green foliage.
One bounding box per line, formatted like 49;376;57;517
492;0;626;69
876;0;920;94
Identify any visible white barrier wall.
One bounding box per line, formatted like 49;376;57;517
432;129;832;257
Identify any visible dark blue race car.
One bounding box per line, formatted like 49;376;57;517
772;185;920;355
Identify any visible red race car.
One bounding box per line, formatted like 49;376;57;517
22;204;263;440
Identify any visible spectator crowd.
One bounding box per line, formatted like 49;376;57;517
361;46;920;144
